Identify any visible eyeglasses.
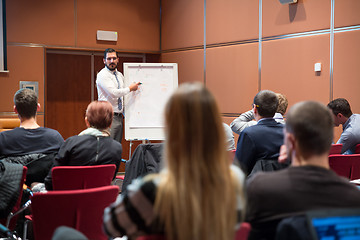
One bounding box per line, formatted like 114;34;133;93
106;57;118;61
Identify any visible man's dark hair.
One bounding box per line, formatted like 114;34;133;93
327;98;352;118
286;101;333;157
14;88;38;119
253;90;279;118
104;48;117;59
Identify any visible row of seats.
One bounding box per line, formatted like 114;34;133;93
329;143;360;155
329;154;360;180
328;144;360;181
1;165;119;240
1;163;251;240
2;141;357;239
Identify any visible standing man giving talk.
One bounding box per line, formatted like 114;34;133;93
96;48;141;142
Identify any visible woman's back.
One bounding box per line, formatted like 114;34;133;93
103;83;245;240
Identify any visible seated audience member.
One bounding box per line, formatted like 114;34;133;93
103;82;245;240
43;100;122;190
0;89;64;186
327;98;360;154
230;93;288;135
223;123;236;151
235;90;284;175
246;101;360;240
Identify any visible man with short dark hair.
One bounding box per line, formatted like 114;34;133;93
327;98;360;154
96;48;141;142
246;101;360;240
230;93;288;135
0;89;64;186
235;90;284;175
0;89;64;156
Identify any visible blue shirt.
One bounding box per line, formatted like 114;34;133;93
337;114;360;154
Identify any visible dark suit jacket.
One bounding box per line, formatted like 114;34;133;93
235;118;284;175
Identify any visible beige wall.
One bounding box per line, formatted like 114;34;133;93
1;0;160;120
161;0;360;142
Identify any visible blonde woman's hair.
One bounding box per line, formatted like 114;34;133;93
276;93;288;115
155;82;238;240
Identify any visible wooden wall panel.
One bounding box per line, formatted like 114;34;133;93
333;127;343;144
333;30;360;114
161;50;204;85
335;0;360;28
261;35;330;108
162;0;203;50
206;44;258;114
36;115;44;127
0;46;44;112
6;0;74;46
206;0;259;44
262;0;331;38
46;53;91;139
77;0;160;51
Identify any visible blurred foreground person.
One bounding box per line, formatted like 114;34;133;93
103;82;245;240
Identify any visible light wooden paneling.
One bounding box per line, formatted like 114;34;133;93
37;115;44;127
262;0;331;38
77;0;160;51
206;43;259;114
334;0;360;28
261;34;330;108
0;46;44;112
6;0;74;46
161;50;204;85
333;30;360;116
206;0;259;44
162;0;203;50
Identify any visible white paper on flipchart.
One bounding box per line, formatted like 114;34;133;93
127;66;174;128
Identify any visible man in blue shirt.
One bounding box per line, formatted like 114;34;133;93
327;98;360;154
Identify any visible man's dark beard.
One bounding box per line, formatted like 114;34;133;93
106;63;117;71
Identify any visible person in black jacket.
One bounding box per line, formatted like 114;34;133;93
42;100;122;190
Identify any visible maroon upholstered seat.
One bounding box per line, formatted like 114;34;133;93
52;164;116;190
329;154;360;180
329;144;343;155
31;185;119;240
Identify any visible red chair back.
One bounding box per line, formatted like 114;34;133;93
329;154;360;180
235;222;251;240
0;166;27;230
52;164;116;190
31;185;119;240
355;144;360;154
329;144;343;155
